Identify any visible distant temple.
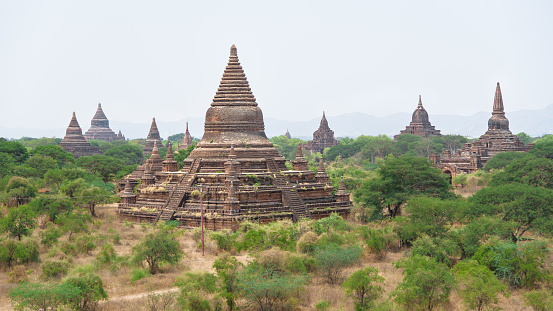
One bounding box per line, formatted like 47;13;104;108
178;122;193;150
59;112;101;158
303;112;339;153
119;45;351;229
431;83;532;178
143;118;163;156
285;129;291;139
84;103;123;141
395;95;441;139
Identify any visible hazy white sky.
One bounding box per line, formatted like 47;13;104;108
1;0;552;132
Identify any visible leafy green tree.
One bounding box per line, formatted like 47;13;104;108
4;176;37;205
483;151;529;171
76;154;125;182
56;210;92;239
64;265;109;310
359;135;394;162
104;144;144;165
391;254;457;311
168;132;185;142
238;262;308;311
59;178;87;198
78;186;116;217
524;289;553;311
29;145;74;166
437;135;469;153
469;184;553;242
516;132;533;145
0;152;16;178
18;137;61;149
213;253;243;310
132;228;183;274
8;282;82;311
0;140;29;163
399;196;466;242
453;260;507;311
450;216;513;260
44;169;65;190
270;136;307;160
410;137;443;159
315;244;362;284
529;138;553;159
411;235;459;266
17;155;58;178
490;156;553;188
391;134;422;156
174;144;196;170
1;204;36;240
341;266;385;310
354;155;453;219
0;239;40;267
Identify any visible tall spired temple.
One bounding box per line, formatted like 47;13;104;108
84;103;123;141
431;83;532;178
396;95;441;139
178;122;194;150
118;45;351;229
143;118;163;156
59;112;101;158
303;112;339;153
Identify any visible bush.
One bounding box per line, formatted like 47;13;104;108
175;271;219;311
312;212;351;235
453;260;508;311
285;254;317;274
342;266;385;311
64;265;109;310
316;300;331;311
315;244;362;284
8;265;32;284
39;223;62;247
75;234;96;255
132;228;183;274
238;228;267;251
8;282;82;311
296;231;319;254
210;229;239;252
41;260;70;280
391;255;457;311
411;235;459;267
130;268;151;283
473;239;550;288
0;239;40;268
524;289;553;311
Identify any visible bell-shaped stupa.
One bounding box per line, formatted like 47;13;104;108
60;112;101;158
396;95;441;139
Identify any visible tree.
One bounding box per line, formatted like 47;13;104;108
410;137;442;159
78;186;116;217
132;228;183;274
469;184;553;242
270;136;307;160
1;204;36;240
168;133;185;142
175;271;219;311
483;151;529;171
391;254;457;311
516;132;533;145
238;262;308;311
213;253;243;310
490;156;553;189
44;169;65;190
104;144;144;165
17;155;58;178
453;260;507;311
0;140;29;163
174;144;196;170
0;152;16;178
76;155;125;182
529;139;553;159
4;177;37;205
354;155;453;219
29;145;74;166
8;282;82;311
391;134;422;156
341;267;385;310
315;244;362;284
64;265;108;310
56;210;92;240
437;135;469;154
59;178;87;198
359;135;394;162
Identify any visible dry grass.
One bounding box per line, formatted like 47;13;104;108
0;205;541;310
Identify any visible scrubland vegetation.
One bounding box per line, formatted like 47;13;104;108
1;133;553;310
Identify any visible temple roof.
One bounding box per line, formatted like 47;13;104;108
147;118;162;140
487;82;510;131
60;112;100;157
84;103;119;141
411;95;430;124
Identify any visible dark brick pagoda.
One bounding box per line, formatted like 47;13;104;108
60;112;101;158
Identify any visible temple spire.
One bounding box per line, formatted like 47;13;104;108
418;95;423;107
493;82;504;114
295;144;304;159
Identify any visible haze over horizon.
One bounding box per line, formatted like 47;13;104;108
1;1;552;135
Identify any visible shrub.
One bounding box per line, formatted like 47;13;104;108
411;235;459;266
473;239;550;287
238;228;267;251
312;212;351;235
391;255;457;311
41;260;70;280
130;268;151;283
64;265;109;310
210;229;239;252
0;239;40;268
8;282;81;311
342;266;385;311
132;228;183;274
257;247;287;271
213;253;243;311
453;260;508;311
296;231;319;254
8;265;32;284
59;241;78;256
524;289;553;311
39;223;62;247
316;300;331;311
315;244;362;284
175;272;219;311
286;254;317;274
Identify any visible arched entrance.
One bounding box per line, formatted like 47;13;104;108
442;170;453;184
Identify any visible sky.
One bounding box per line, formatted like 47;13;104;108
1;0;552;137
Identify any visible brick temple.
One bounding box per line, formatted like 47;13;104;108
303;112;339;153
395;95;441;139
59;112;101;158
178;122;193;150
84;103;124;141
143;117;163;156
431;83;532;177
118;45;351;229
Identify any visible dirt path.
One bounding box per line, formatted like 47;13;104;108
104;287;179;303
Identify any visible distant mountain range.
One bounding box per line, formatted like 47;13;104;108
2;105;552;140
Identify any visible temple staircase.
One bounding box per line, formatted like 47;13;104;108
266;158;312;222
154;159;201;225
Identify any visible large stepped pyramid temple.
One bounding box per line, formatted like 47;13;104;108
118;45;351;229
59;112;101;158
